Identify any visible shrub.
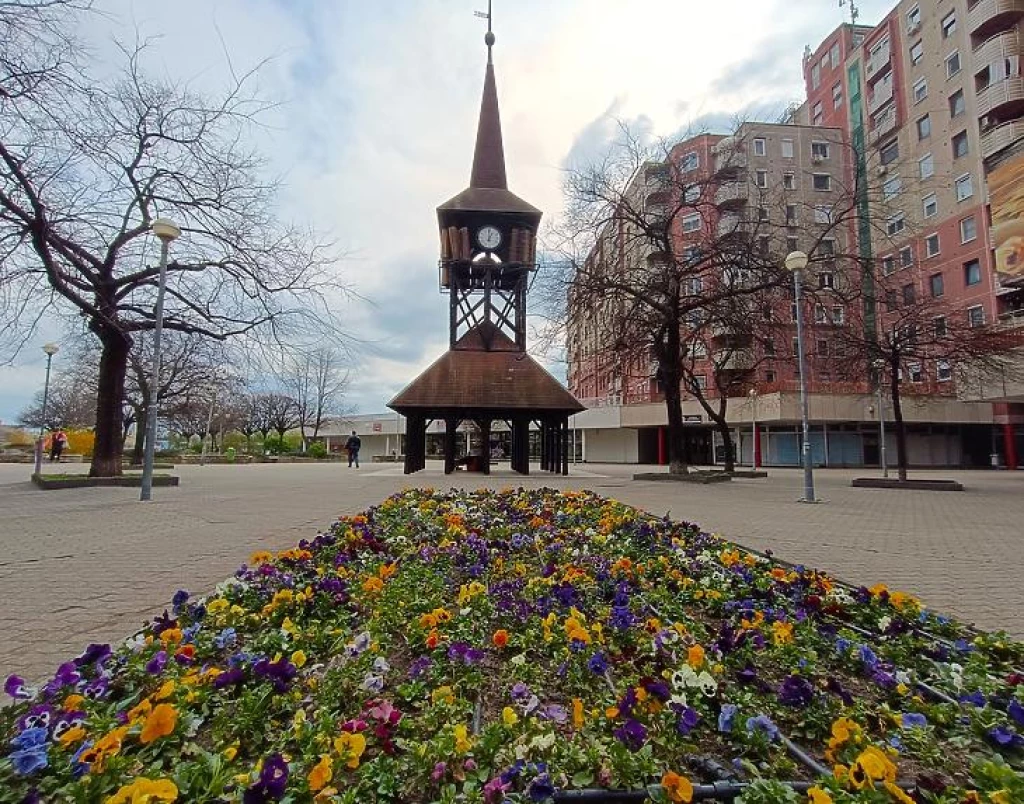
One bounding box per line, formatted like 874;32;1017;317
307;441;327;459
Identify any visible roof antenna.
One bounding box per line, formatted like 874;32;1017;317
839;0;860;24
474;0;494;62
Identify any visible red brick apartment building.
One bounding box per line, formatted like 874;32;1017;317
565;0;1024;468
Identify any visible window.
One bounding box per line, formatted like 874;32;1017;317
955;173;973;201
755;169;768;188
813;173;832;191
831;306;845;325
964;258;981;286
917;114;931;139
815;304;828;324
765;338;776;355
900;246;914;268
817;338;830;357
907;5;920;29
903;283;916;305
811;62;821;89
946;51;961;78
683;185;700;202
882;254;896;275
887;213;906;236
830;41;841;67
787;236;799;252
909;363;923;383
791;303;799;322
753;138;766;156
930;272;944;297
854;32;865;46
781;138;794;158
960;216;977;243
883;174;902;199
681;152;699;171
880;139;899;165
682;213;701;233
765;369;776;383
933;316;947;337
693;375;707;390
919;153;934;179
812;141;830;159
785;204;797;224
910;41;924;65
758;235;770;254
818;272;835;289
812;101;824;126
952;130;969;158
941;11;956;38
968;305;986;328
936;359;952;381
949;89;965;118
833;82;843;109
913;77;928;103
759;207;769;221
923;193;938;218
885;289;898;311
814;204;832;224
783;172;796;190
925;233;941;257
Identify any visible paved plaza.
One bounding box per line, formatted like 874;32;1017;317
0;462;1021;684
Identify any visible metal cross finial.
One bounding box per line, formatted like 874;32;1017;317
474;0;492;33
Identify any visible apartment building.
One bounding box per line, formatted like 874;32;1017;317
563;1;1019;468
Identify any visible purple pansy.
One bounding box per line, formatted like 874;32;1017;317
778;675;815;708
901;712;928;729
613;718;647;752
145;651;168;675
1009;698;1024;726
746;714;780;742
4;675;35;700
718;703;738;733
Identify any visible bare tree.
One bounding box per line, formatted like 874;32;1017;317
17;364;95;430
283;347;349;450
834;268;1024;480
262;392;300;444
545;124;860;475
1;33;342;476
124;334;226;465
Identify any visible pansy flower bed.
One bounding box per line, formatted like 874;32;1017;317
2;488;1023;803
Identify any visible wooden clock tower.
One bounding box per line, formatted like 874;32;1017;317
388;15;584;475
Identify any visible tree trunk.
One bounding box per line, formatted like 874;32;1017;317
716;420;735;472
890;361;908;482
660;327;689;475
131;405;147;466
90;329;132;477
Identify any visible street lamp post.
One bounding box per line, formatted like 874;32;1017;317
33;343;60;476
140;218;181;501
785;251;816;503
748;387;759;468
873;358;889;478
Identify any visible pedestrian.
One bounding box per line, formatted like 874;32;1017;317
49;428;68;463
345;430;361;468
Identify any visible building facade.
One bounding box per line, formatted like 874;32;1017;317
563;0;1024;469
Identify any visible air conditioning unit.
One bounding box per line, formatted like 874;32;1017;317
811;154;824;164
877;164;888;176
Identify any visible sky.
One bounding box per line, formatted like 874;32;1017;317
0;0;894;424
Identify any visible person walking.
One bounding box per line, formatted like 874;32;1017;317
345;430;361;468
49;428;68;463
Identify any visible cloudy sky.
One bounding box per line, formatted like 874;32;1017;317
0;0;892;423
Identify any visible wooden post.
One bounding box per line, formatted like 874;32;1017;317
562;417;570;475
444;417;458;474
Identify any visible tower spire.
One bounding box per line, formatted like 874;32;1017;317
470;0;506;189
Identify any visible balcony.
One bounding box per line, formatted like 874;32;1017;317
715;181;748;209
868;109;898;144
975;28;1023;66
865;40;892;83
867;81;894;115
982;118;1024;157
713;349;755;371
969;0;1024;39
977;75;1024;118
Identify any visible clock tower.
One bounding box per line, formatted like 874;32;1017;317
388;13;583;476
436;22;541;351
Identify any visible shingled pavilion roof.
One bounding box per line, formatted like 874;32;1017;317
388;324;583;414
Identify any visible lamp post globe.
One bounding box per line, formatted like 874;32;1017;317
140;218;181;501
42;343;59;357
151;218;181;242
785;250;809;273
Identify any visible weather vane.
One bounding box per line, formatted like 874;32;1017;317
839;0;860;24
474;1;495;60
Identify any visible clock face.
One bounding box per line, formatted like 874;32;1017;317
477;225;502;250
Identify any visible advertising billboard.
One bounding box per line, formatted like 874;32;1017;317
988;151;1024;283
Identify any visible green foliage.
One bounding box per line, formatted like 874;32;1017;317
307;441;328;459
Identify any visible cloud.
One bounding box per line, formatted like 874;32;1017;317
0;0;899;420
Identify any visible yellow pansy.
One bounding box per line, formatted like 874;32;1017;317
308;755;333;792
105;777;178;803
502;707;519;727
